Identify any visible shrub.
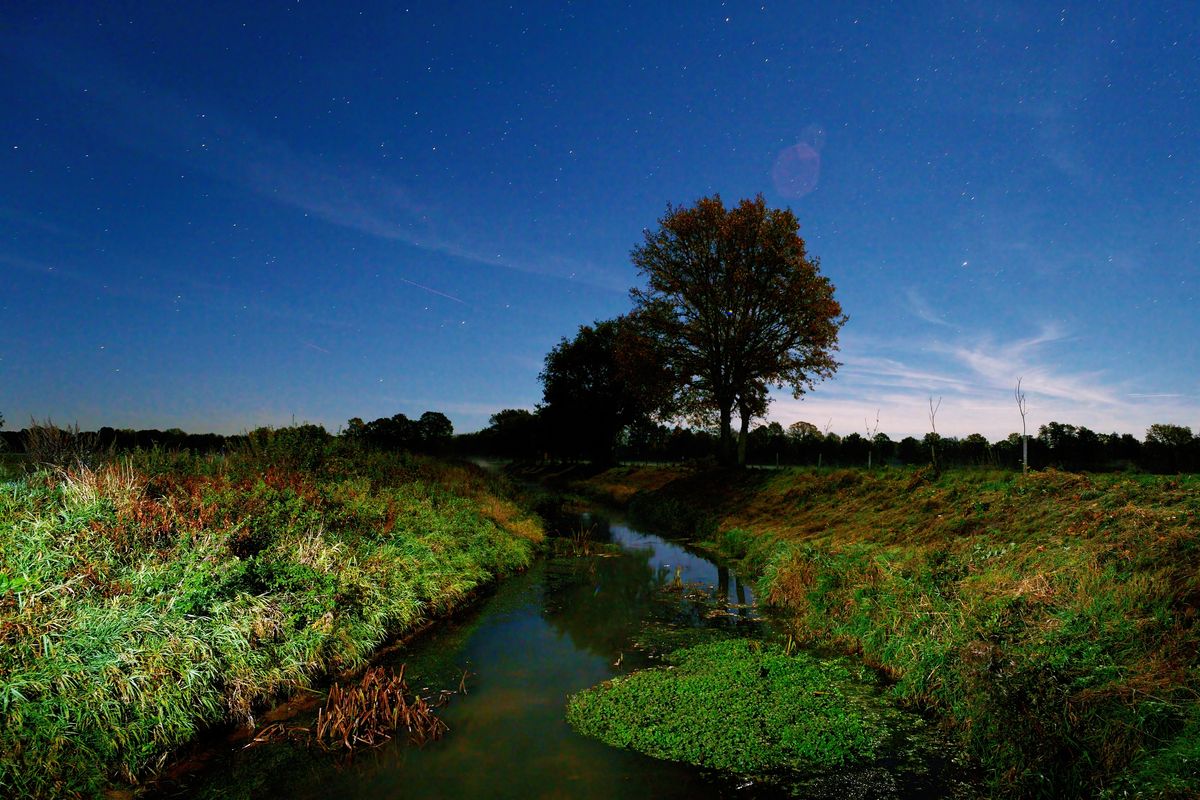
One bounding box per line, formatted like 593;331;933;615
22;419;100;469
236;425;333;473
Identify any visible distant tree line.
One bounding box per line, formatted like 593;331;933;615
342;412;454;453
0;426;230;455
0;411;456;463
460;412;1200;475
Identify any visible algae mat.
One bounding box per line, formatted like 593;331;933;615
566;638;886;774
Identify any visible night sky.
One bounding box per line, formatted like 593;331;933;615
3;2;1197;439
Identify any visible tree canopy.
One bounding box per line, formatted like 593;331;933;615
343;411;453;452
630;194;846;465
539;316;676;463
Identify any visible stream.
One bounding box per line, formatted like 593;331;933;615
156;509;978;799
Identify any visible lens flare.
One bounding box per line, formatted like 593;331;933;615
771;126;825;199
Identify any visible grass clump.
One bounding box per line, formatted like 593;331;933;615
566;639;884;773
0;440;542;798
575;465;1200;798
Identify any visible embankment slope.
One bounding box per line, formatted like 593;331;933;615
576;465;1199;799
0;450;542;798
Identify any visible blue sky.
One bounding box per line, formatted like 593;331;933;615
2;2;1197;439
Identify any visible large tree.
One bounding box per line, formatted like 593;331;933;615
539;316;676;464
417;411;454;450
630;194;846;465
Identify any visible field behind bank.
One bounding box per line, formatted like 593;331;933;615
0;441;542;798
574;465;1200;799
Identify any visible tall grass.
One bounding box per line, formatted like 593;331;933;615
0;439;542;797
578;465;1200;799
21;419;101;469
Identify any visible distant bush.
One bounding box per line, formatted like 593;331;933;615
714;527;753;560
22;419;100;469
237;424;332;473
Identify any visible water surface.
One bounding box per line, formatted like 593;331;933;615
161;511;975;799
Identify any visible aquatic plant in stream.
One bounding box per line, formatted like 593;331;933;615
314;665;449;750
566;638;885;774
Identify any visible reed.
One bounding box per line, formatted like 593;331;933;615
315;665;448;750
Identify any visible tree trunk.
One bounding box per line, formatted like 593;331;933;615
718;404;735;466
736;403;751;466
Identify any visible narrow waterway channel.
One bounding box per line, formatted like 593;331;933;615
157;509;977;799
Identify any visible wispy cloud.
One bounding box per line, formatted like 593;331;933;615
0;207;73;237
839;354;974;394
3;249;362;332
6;33;624;292
933;324;1123;407
904;288;954;327
768;324;1197;440
1;253;64;278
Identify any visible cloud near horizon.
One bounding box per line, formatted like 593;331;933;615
768;325;1196;441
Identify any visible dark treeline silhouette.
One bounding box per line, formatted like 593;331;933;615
6;413;1194;474
0;411;455;463
1;426;229;455
343;411;454;454
460;411;1199;474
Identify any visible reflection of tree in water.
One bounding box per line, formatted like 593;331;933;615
715;564;750;608
541;547;663;659
541;515;766;662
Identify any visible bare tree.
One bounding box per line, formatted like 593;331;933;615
864;409;880;468
1015;377;1029;474
927;396;942;470
818;418;833;468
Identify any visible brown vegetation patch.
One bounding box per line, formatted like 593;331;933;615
766;555;817;609
477;495;543;541
315;665;449;750
1013;572;1056;604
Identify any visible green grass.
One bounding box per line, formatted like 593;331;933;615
0;444;542;798
566;639;885;773
576;465;1200;798
0;452;26;483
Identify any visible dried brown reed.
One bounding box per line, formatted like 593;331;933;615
567;522;595;556
315;665;448;750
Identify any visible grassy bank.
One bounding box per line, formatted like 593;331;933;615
573;465;1200;798
0;444;542;798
